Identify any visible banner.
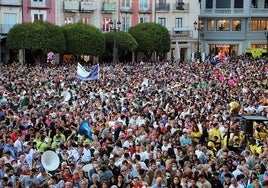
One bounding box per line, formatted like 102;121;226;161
77;63;99;81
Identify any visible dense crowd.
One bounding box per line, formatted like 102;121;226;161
0;57;268;188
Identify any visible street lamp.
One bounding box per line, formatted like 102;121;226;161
109;20;121;64
194;21;203;61
265;29;268;57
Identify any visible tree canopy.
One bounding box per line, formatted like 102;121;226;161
104;30;138;52
7;21;66;53
128;22;171;60
61;22;105;57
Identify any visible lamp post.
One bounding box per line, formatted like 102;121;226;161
265;29;268;57
109;20;121;64
194;21;203;61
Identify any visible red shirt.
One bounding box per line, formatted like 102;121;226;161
10;132;18;142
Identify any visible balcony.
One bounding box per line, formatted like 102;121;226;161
170;28;191;39
172;2;189;12
27;0;51;12
102;2;116;12
139;6;151;14
0;24;16;34
62;1;95;12
120;4;133;13
80;1;95;11
0;0;22;6
29;0;49;8
250;8;268;15
156;3;170;12
63;1;79;11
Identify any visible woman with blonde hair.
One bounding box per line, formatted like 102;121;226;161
151;170;167;186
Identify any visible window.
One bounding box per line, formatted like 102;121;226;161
250;19;268;31
251;0;257;8
122;0;130;7
3;13;17;33
64;17;74;24
82;17;90;25
175;18;182;28
34;14;44;21
139;0;148;9
265;0;268;8
140;17;148;23
232;20;241;31
31;10;46;22
176;0;185;10
159;0;166;3
122;17;130;31
102;18;110;31
207;20;215;31
175;18;182;34
217;20;230;31
234;0;243;8
216;0;230;8
33;0;43;2
206;0;213;8
158;18;166;27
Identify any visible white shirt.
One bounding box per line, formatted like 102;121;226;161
161;144;171;152
14;139;24;153
83;148;92;162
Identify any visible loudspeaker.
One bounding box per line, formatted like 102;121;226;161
41;150;60;171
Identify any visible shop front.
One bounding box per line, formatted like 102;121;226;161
209;44;238;56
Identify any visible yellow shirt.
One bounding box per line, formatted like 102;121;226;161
209;128;221;142
191;131;202;143
36;141;47;154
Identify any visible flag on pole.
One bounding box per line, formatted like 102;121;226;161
77;63;99;81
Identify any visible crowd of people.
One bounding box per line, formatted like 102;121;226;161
0;56;267;188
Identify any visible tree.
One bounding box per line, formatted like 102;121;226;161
104;30;138;62
62;22;105;58
128;22;171;61
7;21;66;64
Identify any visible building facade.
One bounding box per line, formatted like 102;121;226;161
0;0;23;63
155;0;200;61
55;0;200;62
22;0;56;24
199;0;268;58
0;0;200;63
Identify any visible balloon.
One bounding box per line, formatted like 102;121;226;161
228;101;240;114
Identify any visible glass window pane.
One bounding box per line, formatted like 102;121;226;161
217;20;230;31
232;20;241;31
175;18;182;28
158;18;166;27
207;20;215;31
234;0;243;8
216;0;230;8
250;19;268;31
206;0;213;8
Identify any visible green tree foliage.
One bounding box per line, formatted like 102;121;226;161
129;22;171;60
7;21;66;64
104;31;138;52
62;22;105;57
